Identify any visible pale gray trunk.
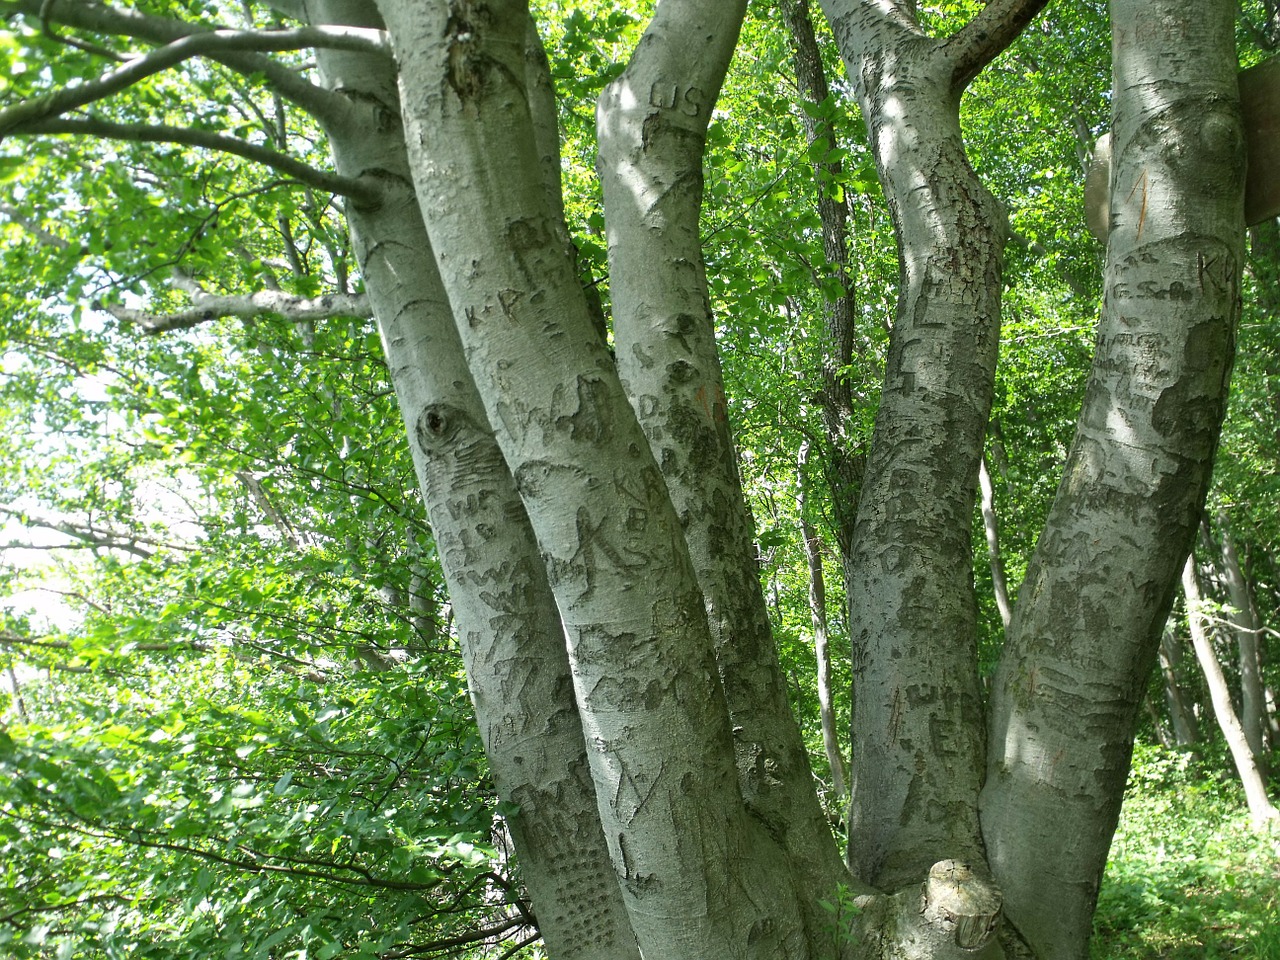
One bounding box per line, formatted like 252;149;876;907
306;5;639;956
819;0;1035;889
979;456;1014;632
799;441;849;804
596;5;851;944
1182;557;1278;826
1213;511;1271;764
375;1;808;955
1158;627;1202;747
981;2;1245;956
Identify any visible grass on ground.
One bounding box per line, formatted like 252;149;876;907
1092;743;1280;960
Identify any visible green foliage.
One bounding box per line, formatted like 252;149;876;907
1093;743;1280;960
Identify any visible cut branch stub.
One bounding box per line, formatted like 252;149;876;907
882;859;1004;960
920;860;1003;951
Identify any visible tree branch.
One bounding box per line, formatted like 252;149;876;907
0;24;386;141
0;507;196;556
101;286;371;332
941;0;1050;91
0;0;353;124
0;202;71;248
10;116;380;204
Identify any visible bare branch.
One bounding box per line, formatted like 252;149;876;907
0;506;196;556
941;0;1050;91
101;286;371;333
0;24;386;141
11;116;381;204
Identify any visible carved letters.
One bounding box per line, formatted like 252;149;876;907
648;81;704;118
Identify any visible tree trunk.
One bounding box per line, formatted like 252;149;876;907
595;4;852;943
1212;511;1271;765
818;0;1048;891
979;455;1014;633
374;1;813;955
981;1;1245;956
1158;627;1202;748
305;5;640;956
781;0;866;564
799;440;849;804
1182;557;1278;827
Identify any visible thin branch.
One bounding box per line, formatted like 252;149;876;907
0;631;208;655
0;893;133;926
0;506;195;556
10;117;380;204
39;1;129;62
381;917;528;959
941;0;1051;91
0;25;386;141
0;202;71;248
101;286;371;332
0;0;353;124
262;1;309;22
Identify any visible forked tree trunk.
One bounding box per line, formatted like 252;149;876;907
374;2;817;955
305;5;639;955
818;0;1048;890
298;1;1243;957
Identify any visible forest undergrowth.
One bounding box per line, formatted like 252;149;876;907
1092;743;1280;959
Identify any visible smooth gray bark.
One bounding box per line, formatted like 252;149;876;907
1158;627;1202;747
375;1;808;955
1213;512;1271;765
819;0;1048;890
595;1;852;946
981;1;1245;956
979;456;1014;632
799;442;849;804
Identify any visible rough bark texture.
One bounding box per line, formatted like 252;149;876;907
304;5;639;956
819;0;1024;889
980;1;1245;956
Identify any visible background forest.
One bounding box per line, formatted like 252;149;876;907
1;0;1278;957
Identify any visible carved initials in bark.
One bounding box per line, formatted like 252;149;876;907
648;81;704;117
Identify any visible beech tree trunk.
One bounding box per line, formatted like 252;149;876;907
304;5;640;955
818;0;1047;890
1212;512;1272;765
1158;627;1202;748
799;441;849;804
981;1;1244;955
